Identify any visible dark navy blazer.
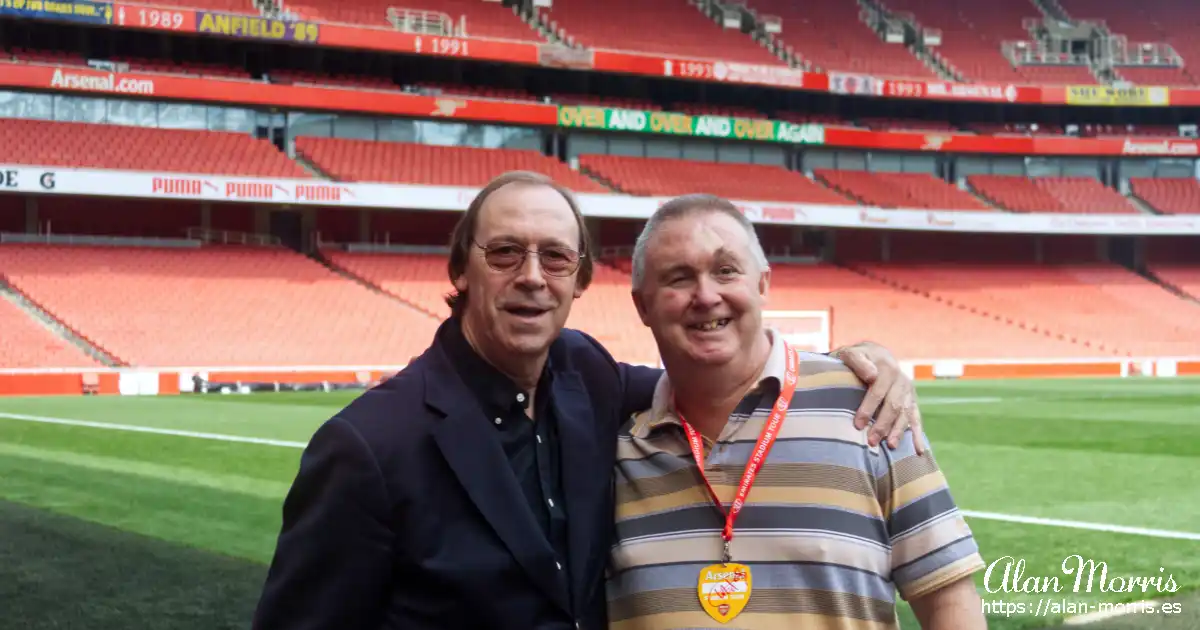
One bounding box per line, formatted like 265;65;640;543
252;320;661;630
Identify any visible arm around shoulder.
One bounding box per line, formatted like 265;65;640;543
252;415;395;630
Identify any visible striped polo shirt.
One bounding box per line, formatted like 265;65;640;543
607;330;985;629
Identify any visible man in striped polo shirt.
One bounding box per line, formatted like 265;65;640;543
608;194;986;629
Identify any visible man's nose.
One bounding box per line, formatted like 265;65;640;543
692;275;722;308
514;251;548;287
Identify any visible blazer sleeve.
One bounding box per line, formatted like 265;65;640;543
617;362;662;422
252;416;394;630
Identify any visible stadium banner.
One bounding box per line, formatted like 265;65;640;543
1;165;1198;236
10;63;1198;157
878;79;1043;104
824;127;1200;157
590;50;829;91
194;11;319;43
1063;85;1171;107
0;0;112;24
556;105;826;144
0;63;558;125
112;3;196;31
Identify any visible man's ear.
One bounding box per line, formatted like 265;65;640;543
758;266;771;300
631;289;651;326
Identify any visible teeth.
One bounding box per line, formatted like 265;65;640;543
693;319;728;331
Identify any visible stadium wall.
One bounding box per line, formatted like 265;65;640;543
1;359;1197;397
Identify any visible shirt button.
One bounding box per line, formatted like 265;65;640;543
556;561;562;570
516;393;526;403
547;498;555;507
536;434;542;444
494;418;502;425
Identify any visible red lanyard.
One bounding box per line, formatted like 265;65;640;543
678;342;798;563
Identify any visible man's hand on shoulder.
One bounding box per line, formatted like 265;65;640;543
831;341;928;455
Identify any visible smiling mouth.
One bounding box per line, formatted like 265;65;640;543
689;318;731;331
505;306;550;318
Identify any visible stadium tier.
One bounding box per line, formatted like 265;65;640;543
1059;0;1200;85
764;264;1097;359
577;155;856;204
814;170;993;211
289;0;540;40
878;0;1074;83
968;176;1140;214
538;0;781;63
1151;264;1200;298
0;119;309;178
0;244;440;367
745;0;938;78
0;292;100;369
1130;178;1200;215
295;138;611;192
858;263;1200;357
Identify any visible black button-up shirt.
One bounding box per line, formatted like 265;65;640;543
442;316;570;580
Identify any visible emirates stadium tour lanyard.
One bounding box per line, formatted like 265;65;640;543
677;341;798;625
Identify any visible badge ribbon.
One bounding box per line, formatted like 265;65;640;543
677;341;799;624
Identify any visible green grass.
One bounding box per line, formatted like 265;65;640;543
1;378;1198;629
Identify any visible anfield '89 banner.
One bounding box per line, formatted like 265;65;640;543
0;0;112;23
196;11;319;42
556;106;825;144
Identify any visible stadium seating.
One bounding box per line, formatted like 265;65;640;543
0;244;440;366
765;263;1099;359
1130;178;1200;214
1015;65;1098;85
1150;264;1200;299
287;0;542;41
295;139;611;192
270;70;398;91
968;176;1139;214
744;0;938;78
814;170;992;210
539;0;782;64
0;294;101;369
171;0;256;14
0;119;309;178
858;263;1200;356
578;155;857;205
323;251;660;364
1058;0;1200;85
1115;66;1196;87
879;0;1047;83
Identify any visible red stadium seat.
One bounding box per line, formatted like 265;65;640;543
0;244;440;367
1130;178;1200;215
968;176;1139;214
0;294;101;369
815;170;992;210
539;0;783;64
0;119;309;178
296;138;610;193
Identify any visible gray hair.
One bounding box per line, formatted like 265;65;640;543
631;193;769;290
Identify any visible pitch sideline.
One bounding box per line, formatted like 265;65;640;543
3;410;1200;543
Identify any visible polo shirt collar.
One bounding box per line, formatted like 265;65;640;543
634;328;787;438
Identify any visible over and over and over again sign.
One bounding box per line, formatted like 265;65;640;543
1;165;1198;236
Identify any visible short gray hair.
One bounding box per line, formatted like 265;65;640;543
631;193;769;290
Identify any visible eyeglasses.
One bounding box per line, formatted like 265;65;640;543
473;240;584;277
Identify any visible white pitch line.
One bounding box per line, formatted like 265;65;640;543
4;411;1200;543
921;397;1004;405
0;412;308;448
961;509;1200;542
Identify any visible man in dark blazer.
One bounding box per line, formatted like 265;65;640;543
251;172;922;630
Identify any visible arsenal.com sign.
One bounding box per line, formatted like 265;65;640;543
0;165;1197;236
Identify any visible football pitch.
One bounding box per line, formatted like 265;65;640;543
1;377;1198;629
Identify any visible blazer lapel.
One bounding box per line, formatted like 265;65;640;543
426;350;571;614
551;370;605;609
